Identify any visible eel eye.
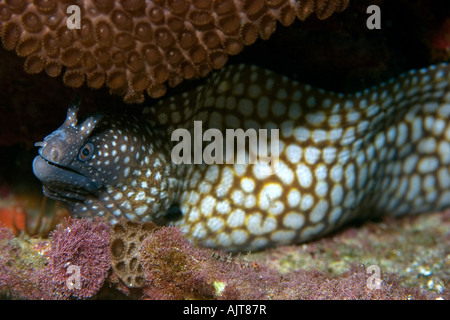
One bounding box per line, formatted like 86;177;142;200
79;142;94;161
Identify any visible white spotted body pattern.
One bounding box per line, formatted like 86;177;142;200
33;63;450;251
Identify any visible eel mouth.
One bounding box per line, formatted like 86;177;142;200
32;155;99;201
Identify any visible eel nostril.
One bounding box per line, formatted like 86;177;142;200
50;148;59;162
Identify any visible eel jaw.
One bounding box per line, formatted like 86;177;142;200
32;155;99;203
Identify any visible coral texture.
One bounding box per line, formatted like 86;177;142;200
110;219;161;288
0;0;348;103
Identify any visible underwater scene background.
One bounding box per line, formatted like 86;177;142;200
0;0;449;299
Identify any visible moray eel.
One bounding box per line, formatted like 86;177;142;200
33;63;450;251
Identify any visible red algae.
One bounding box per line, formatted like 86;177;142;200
137;220;446;300
0;218;111;299
39;218;111;299
140;226;281;300
0;213;447;300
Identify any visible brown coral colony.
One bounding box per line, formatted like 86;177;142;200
110;219;162;288
0;0;348;103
